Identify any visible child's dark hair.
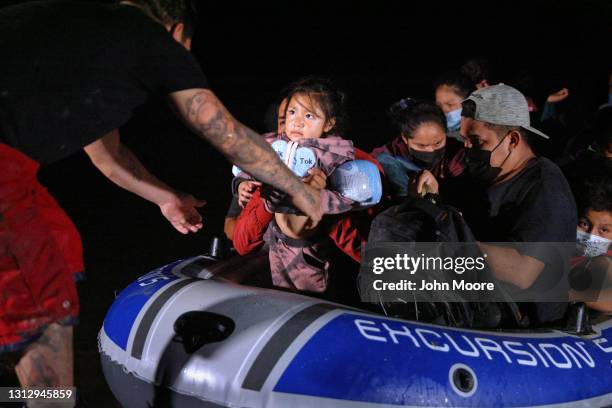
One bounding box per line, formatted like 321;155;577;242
263;91;289;133
433;70;475;99
284;77;347;136
576;160;612;214
388;98;447;138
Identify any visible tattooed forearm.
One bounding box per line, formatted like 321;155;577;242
186;90;305;196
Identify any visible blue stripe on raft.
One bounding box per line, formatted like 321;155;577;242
102;261;182;350
275;313;612;407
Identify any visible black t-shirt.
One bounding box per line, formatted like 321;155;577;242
0;0;208;164
473;157;577;324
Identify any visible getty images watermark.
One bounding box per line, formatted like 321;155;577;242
371;252;491;291
358;242;610;304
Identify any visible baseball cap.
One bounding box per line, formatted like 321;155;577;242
463;84;550;139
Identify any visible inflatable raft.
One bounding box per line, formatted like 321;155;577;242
99;255;612;407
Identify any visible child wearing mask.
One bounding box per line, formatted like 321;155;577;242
434;71;475;141
371;99;465;200
569;164;612;313
232;77;364;293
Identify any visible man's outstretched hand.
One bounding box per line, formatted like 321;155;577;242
159;193;207;234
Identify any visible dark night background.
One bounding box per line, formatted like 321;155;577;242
1;0;611;405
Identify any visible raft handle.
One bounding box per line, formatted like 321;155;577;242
173;311;235;354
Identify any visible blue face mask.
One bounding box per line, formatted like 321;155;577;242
446;107;462;131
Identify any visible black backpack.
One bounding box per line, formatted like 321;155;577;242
363;196;526;328
368;195;476;243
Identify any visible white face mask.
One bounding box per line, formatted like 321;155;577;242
576;229;611;257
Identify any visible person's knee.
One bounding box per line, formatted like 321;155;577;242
15;323;73;388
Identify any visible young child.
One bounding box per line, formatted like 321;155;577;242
233;77;361;293
569;164;612;313
433;70;474;140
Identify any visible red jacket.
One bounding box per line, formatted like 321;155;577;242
232;149;384;262
0;143;82;349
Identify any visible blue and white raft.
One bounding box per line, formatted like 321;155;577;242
99;256;612;407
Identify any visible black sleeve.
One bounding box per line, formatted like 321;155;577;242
512;182;576;264
137;25;209;95
225;196;242;218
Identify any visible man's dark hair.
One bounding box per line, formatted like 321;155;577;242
388;99;447;137
433;70;475;99
460;57;493;87
128;0;198;38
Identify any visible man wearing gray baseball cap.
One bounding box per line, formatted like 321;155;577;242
459;84;577;325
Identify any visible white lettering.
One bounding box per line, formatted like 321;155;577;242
382;323;420;347
503;341;537;366
594;337;612;353
527;343;550;367
372;257;385;274
409;256;421;273
563;343;595;368
539;344;572;369
444;333;479;357
137;270;170;286
415;328;450;352
475;257;486;270
452;280;495;290
475;337;512;363
354;319;387;342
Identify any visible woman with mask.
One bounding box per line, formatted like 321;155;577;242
434;71;474;141
371;99;465;200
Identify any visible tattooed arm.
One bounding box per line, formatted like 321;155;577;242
169;88;323;224
84;129;206;234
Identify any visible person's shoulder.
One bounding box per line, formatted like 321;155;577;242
524;157;575;207
531;157;571;187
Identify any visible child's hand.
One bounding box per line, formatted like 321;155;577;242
302;168;327;190
238;180;262;208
